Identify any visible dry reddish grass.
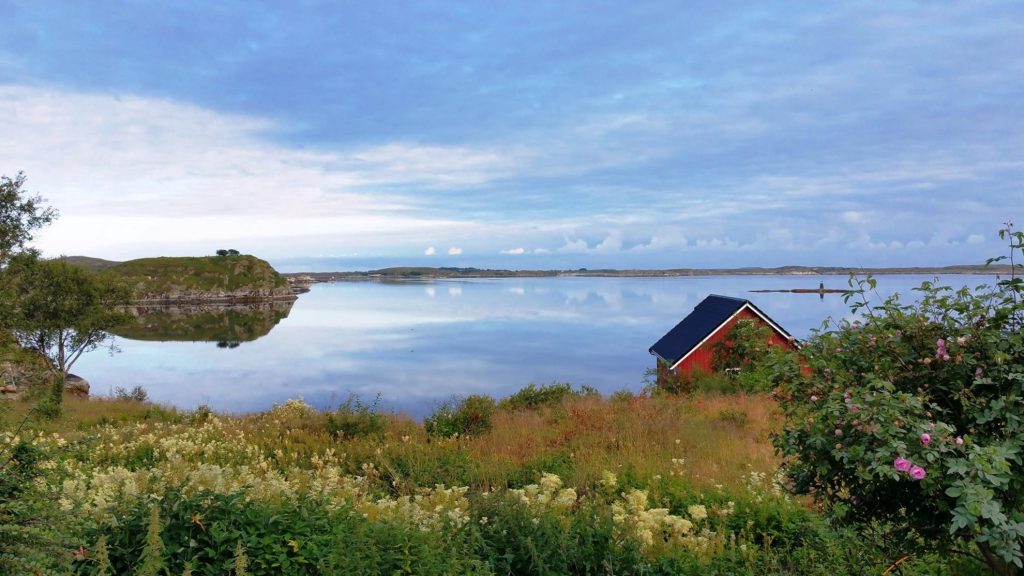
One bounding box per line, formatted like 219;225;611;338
5;392;780;492
462;393;780;490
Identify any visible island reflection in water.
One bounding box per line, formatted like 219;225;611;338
111;300;295;348
78;275;985;417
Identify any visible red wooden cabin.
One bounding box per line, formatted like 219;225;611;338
649;294;798;385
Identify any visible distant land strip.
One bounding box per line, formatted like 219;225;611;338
283;264;1017;284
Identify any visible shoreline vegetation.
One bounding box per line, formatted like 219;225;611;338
0;385;989;575
282;263;1014;284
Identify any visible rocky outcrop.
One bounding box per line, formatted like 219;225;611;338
0;362;89;398
66;374;90;397
132;286;296;304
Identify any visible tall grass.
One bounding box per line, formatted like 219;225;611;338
2;389;989;575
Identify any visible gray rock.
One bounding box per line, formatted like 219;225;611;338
65;374;90;397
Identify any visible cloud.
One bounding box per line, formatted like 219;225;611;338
966;234;985;245
0;84;494;258
841;211;867;225
447;247;463;255
500;247;526;255
424;246;436;256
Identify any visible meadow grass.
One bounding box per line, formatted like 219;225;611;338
8;391;777;492
1;390;990;575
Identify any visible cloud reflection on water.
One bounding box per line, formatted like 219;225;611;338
73;275;982;417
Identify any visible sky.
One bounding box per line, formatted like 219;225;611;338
1;1;1022;271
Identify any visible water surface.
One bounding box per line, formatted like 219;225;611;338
73;275;989;416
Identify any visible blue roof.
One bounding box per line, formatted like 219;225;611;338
648;294;791;366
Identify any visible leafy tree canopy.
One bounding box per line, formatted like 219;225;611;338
0;172;56;267
1;253;132;376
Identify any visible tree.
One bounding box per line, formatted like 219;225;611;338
0;172;57;267
2;254;132;377
771;225;1024;575
227;249;240;256
216;249;229;257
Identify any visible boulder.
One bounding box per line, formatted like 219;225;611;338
65;374;90;397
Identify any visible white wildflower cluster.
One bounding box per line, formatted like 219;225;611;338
744;470;788;503
268;397;315;422
611;488;699;552
357;484;471;531
52;414;471;531
509;472;578;512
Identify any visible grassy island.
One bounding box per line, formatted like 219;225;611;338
99;255;295;303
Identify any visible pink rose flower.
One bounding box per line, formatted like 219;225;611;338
849;404;859;412
834;428;843;437
909;465;926;480
936;338;946;347
894;457;912;473
810;395;818;402
920;433;931;445
955;436;964;447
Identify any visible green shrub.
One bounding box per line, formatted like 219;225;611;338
113;385;148;402
424;395;495;438
498;382;598;411
325;395;385;440
0;438;74;575
471;494;649;575
86;490;341;576
385;448;476;490
322;515;491;575
772;225;1024;574
610;388;635;403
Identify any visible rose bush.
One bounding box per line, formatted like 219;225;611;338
773;225;1024;575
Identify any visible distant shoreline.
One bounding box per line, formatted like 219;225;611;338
284;264;1016;284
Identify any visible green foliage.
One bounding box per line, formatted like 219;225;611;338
772;225;1024;574
0;437;72;575
0;171;56;267
234;541;248;576
102;255;289;297
36;372;66;419
94;535;112;576
321;515;491;575
610;388;635;403
712;319;800;394
137;504;168;576
325;395;385;440
2;253;132;375
113;385;149;402
498;382;598;411
471;494;646;575
425;395;496;438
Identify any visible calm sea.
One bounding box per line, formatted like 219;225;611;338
72;274;991;416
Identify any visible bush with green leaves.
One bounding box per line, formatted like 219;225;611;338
498;382;598;411
772;225;1024;575
424;394;496;438
711;318;796;393
113;385;149;402
325;395;385;439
